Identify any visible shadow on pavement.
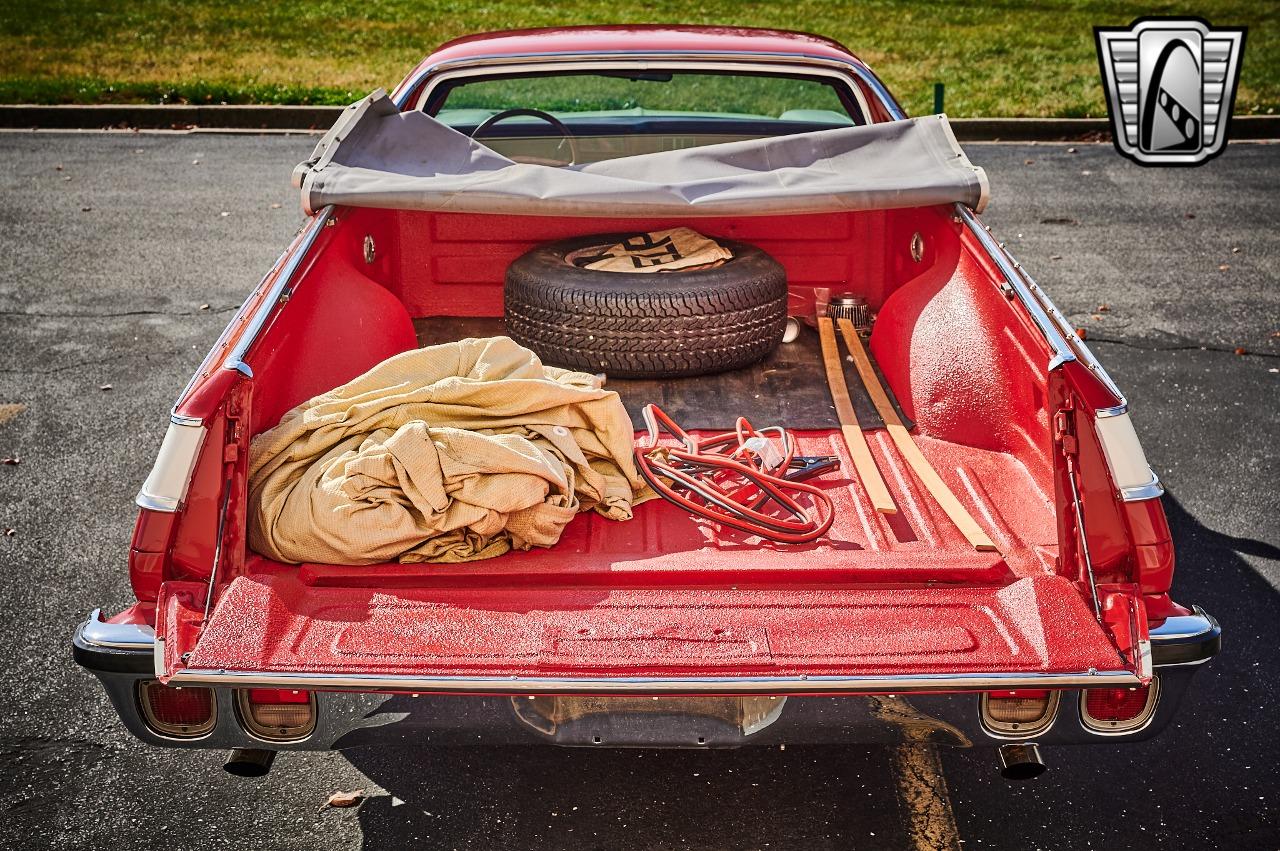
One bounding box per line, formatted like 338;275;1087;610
347;743;905;850
942;490;1280;849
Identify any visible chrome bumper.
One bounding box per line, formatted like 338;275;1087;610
72;607;1221;752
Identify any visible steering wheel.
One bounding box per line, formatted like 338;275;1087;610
469;108;580;166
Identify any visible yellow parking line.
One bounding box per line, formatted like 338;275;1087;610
890;743;962;851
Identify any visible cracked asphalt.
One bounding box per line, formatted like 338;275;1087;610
0;132;1276;850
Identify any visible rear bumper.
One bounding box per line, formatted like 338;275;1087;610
72;607;1221;752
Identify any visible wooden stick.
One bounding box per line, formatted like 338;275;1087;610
836;318;997;552
817;316;897;514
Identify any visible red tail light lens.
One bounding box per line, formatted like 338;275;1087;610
981;689;1059;737
138;681;216;738
1081;680;1159;733
238;688;316;740
249;688;310;705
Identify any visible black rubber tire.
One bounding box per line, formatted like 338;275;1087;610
504;232;788;378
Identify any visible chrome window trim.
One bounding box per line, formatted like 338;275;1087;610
80;609;156;650
1079;676;1161;736
168;667;1139;695
979;689;1061;740
398;50;902;119
414;57;873;126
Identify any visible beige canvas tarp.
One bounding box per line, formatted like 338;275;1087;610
247;337;649;565
293;90;989;217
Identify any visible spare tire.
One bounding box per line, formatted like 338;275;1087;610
504;232;788;378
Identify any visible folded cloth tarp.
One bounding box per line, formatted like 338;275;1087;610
568;227;733;273
247;337;648;564
292;90;989;217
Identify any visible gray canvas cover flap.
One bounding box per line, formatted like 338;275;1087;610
294;90;989;217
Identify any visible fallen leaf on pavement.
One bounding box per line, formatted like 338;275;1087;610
1091;314;1103;321
0;403;26;426
1234;347;1247;356
1024;159;1034;165
1184;212;1196;219
1232;246;1241;254
1;457;18;465
1050;254;1063;260
1218;264;1230;271
3;528;14;537
99;384;113;391
326;790;365;808
1098;303;1111;312
270;203;282;209
199;303;210;310
1075;327;1088;340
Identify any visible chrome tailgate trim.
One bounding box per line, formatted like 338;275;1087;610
166;667;1140;695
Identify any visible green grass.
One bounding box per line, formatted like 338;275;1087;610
1;1;1276;117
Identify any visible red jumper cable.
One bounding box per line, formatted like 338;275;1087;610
633;403;838;544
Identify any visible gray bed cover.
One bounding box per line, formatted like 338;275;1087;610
293;89;989;217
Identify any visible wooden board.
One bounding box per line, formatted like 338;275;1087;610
836;318;997;552
817;317;897;514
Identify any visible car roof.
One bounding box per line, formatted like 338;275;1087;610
428;25;860;63
393;26;868;100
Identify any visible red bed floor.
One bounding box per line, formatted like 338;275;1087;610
158;429;1122;683
291;428;1059;588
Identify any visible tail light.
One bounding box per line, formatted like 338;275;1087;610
137;680;216;738
980;689;1059;737
238;688;316;741
1081;679;1159;733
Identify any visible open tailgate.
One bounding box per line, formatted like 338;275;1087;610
155;567;1149;694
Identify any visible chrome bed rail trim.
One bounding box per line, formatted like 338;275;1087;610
81;609;156;651
220;204;333;376
955;204;1077;371
165;205;335;428
1003;247;1128;406
167;667;1140;695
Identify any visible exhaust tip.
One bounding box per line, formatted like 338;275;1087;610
224;747;277;778
997;743;1046;781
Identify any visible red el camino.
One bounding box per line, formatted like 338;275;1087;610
73;26;1219;781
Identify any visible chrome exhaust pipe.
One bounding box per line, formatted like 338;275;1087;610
224;747;277;778
997;743;1046;780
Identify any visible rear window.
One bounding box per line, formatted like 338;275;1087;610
432;71;859;127
425;70;861;164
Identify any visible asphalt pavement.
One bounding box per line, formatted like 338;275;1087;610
0;131;1276;850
